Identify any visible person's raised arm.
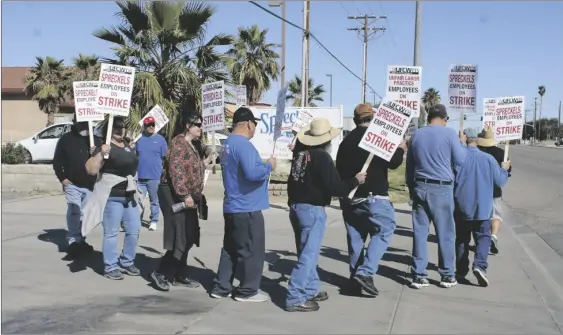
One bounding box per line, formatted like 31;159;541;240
450;130;467;167
388;141;406;170
493;158;510;188
239;142;272;182
85;144;110;176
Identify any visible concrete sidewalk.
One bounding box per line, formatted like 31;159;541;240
1;196;562;334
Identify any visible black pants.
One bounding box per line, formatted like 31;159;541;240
212;211;266;298
157;249;192;280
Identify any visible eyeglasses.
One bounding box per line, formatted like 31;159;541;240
193;122;202;128
145;123;156;127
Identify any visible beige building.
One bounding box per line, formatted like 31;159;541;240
2;67;75;143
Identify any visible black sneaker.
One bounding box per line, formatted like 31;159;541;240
285;300;320;312
439;276;458;288
172;276;201;288
151;271;170;291
473;268;489;287
105;269;124;280
120;265;140;276
210;291;232;299
490;236;499;255
410;276;430;289
353;274;379;296
310;291;329;302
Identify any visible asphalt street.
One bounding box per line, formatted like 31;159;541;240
502;145;563;258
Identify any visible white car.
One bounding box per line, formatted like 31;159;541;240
16;122;73;164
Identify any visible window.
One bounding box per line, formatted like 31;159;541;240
38;125;66;139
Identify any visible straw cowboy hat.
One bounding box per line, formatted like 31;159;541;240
477;124;497;147
297;117;341;146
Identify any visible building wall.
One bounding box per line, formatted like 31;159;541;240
1;94;74;143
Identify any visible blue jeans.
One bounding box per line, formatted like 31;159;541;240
102;197;142;273
286;204;327;307
64;184;92;245
411;182;456;278
455;218;491;276
341;199;396;277
138;179;160;222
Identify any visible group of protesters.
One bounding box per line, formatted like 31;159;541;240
52;101;511;313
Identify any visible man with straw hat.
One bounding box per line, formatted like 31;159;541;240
336;103;406;297
285;118;366;312
453;128;511;287
477;125;512;255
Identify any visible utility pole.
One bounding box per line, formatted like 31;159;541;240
347;15;386;103
300;0;310;107
558;101;561;139
326;74;333;107
412;1;422;129
533;97;537;144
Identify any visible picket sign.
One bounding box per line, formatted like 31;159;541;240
202;81;225;174
267;85;289;189
95;64;136;159
73;81;104;147
349;98;416;199
494;96;525;163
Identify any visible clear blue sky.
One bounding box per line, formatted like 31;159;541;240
3;1;562;131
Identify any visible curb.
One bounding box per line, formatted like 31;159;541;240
499;200;563;331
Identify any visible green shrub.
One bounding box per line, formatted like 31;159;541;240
1;143;29;164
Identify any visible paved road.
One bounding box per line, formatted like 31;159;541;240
502;145;563;258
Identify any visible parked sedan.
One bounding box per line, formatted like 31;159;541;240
16;122;73;163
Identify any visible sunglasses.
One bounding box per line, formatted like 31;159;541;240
192;122;202;128
145;123;156;127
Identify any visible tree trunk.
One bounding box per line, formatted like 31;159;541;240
46;109;56;127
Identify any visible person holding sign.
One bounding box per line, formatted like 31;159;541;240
210;107;276;303
336;104;406;297
150;113;208;292
84;117;141;280
406;104;467;289
477;125;512;255
285;118;366;312
453;129;511;287
136;116;168;231
53;114;102;258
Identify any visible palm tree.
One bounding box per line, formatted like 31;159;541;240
227;25;280;104
71;54;100;82
24;56;72;127
538;85;546;140
93;1;232;138
421;88;441;127
286;75;326;107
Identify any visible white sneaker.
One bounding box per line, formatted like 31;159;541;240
234;292;269;303
149;222;158;231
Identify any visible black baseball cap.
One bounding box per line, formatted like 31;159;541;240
232;107;260;124
427;104;449;120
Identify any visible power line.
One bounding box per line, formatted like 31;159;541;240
248;0;382;99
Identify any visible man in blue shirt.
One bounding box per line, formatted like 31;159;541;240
454;128;510;287
135;116;168;231
406;104;467;289
210;107;276;303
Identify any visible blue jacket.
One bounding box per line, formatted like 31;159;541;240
454;146;509;220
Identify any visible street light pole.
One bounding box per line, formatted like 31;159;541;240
326;74;333;107
412;1;422;129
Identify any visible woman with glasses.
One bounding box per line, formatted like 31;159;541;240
85;116;142;280
151;113;213;291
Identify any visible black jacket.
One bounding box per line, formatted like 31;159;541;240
53;127;103;190
336;125;404;198
477;145;512;198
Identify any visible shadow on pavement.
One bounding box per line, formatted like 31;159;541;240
36;229;216;293
394;225;438;243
